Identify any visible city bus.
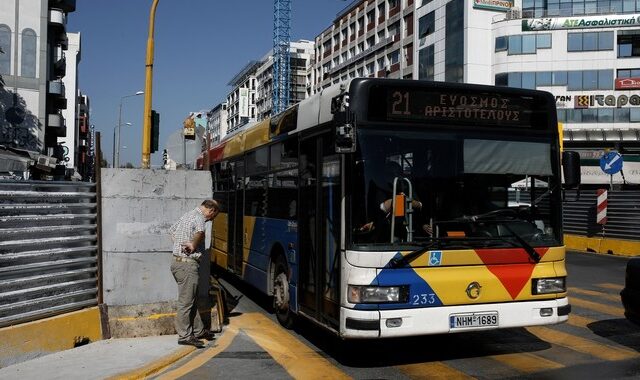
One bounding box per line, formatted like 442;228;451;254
201;78;580;338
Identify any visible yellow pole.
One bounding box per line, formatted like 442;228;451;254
142;0;160;169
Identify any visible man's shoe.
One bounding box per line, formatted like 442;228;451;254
195;330;215;341
178;336;205;348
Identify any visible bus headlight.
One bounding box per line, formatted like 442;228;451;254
532;277;566;295
347;285;408;303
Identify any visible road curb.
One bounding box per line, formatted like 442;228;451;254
107;345;196;380
565;234;640;257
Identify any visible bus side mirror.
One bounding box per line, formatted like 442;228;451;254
562;151;581;189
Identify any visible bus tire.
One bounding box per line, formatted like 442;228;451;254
273;256;295;329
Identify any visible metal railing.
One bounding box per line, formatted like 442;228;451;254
0;180;98;327
564;189;640;240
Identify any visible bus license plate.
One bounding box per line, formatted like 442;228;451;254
450;312;498;329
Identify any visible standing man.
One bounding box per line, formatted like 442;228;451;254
169;200;219;347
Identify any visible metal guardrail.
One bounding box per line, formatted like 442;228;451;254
564;189;640;240
510;189;640;241
0;180;98;328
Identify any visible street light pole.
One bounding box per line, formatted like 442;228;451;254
142;0;160;169
114;122;132;168
115;91;143;168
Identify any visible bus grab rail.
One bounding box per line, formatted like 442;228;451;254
390;177;414;243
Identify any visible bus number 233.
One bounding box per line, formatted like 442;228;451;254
412;293;436;305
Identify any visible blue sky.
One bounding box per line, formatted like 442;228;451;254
67;1;350;167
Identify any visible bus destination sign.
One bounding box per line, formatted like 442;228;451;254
380;88;536;128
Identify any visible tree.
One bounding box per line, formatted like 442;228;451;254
124;162;134;169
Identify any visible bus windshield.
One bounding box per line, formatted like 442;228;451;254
350;128;561;250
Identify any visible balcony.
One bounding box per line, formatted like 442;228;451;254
48;79;65;96
50;0;76;12
53;49;66;77
49;9;66;29
48;113;66;137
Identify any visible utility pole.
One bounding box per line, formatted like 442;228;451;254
141;0;160;169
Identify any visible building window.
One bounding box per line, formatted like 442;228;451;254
537;34;552;48
498;34;551;53
419;45;435;80
618;30;640;57
0;25;11;75
617;68;640;77
568;31;614;52
508;35;522;54
389;50;400;65
495;69;612;90
418;11;435;39
445;0;464;83
522;35;536;53
495;36;507;52
388;21;400;39
366;61;375;75
20;28;36;78
367;36;375;48
367;10;375;24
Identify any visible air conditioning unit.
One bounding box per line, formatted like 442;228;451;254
506;7;521;20
35;156;57;171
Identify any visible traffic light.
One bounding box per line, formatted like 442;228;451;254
150;110;160;153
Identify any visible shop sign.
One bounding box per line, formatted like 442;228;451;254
615;77;640;90
522;14;640;31
473;0;512;12
555;94;640;108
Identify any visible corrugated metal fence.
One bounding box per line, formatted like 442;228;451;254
0;180;99;328
563;189;640;240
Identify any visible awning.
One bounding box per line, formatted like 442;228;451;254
0;149;32;172
0;145;34;173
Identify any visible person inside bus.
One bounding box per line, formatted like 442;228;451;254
357;160;432;241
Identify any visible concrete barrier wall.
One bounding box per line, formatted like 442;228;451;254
101;169;213;337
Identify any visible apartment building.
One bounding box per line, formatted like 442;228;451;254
225;40;316;136
0;0;79;179
207;102;228;145
226;60;260;133
313;0;416;90
255;40;315;121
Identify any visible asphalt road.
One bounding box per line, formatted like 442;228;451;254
154;251;640;379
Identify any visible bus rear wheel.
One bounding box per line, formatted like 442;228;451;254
273;256;295;328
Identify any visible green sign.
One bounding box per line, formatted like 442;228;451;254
523;14;640;31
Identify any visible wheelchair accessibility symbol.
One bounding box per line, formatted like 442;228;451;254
429;251;442;266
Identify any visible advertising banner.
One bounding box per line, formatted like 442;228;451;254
523;14;640;31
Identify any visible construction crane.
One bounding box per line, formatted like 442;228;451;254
272;0;291;115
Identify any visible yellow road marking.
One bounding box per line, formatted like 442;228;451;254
236;313;352;380
527;326;639;361
155;326;239;380
397;362;474;379
569;287;620;303
114;313;176;322
567;313;595;328
595;283;622;292
490;352;563;373
570;296;625;317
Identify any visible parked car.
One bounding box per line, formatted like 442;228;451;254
621;257;640;325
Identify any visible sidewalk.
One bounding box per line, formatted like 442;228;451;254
0;334;201;380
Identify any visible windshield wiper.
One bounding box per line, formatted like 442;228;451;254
499;224;541;263
390;240;441;268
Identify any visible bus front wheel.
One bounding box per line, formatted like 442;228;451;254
273;256;295;328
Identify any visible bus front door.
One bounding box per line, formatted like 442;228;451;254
298;134;340;327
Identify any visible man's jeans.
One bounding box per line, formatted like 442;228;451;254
170;260;204;340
